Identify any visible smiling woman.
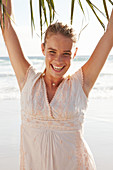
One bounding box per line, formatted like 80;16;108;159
1;0;113;170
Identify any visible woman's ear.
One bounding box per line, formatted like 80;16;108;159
73;47;78;59
41;43;45;56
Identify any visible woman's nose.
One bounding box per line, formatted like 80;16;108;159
55;54;62;62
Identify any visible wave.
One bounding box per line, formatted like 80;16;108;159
0;73;15;78
0;57;9;61
0;56;45;62
100;73;113;77
0;55;113;62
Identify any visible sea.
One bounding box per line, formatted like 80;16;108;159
0;55;113;100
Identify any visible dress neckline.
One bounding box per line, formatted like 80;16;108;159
42;76;65;106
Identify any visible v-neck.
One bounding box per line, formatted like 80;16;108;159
42;76;65;106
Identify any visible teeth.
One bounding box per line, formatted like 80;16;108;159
52;65;64;71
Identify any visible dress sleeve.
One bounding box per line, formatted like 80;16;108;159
71;67;88;104
21;65;37;93
72;67;84;87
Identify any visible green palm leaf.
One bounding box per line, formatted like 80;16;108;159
30;0;35;35
103;0;109;19
46;0;52;23
108;0;113;5
0;0;14;28
39;0;43;40
1;0;113;39
0;0;3;27
86;0;105;30
71;0;76;25
29;0;113;39
86;1;105;17
78;0;85;16
41;0;48;26
30;0;55;40
0;1;6;29
0;2;2;27
49;0;55;20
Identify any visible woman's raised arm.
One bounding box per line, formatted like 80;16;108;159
0;0;31;91
82;9;113;97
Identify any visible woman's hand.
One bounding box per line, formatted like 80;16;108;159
0;0;12;30
0;0;12;16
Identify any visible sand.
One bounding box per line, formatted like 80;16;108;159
0;98;113;170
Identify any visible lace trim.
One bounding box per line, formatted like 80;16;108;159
20;125;26;170
80;67;84;88
79;68;88;101
76;138;93;170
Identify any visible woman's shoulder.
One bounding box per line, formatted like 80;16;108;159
20;65;42;93
69;67;83;86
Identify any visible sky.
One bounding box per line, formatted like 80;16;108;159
0;0;113;56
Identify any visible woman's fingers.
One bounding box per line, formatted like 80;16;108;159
0;0;12;30
1;0;12;16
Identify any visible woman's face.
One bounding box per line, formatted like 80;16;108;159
42;33;75;80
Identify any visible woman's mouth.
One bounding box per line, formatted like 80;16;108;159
51;64;65;72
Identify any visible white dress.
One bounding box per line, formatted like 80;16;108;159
20;65;96;170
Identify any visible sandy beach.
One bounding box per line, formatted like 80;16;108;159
0;98;113;170
0;99;20;170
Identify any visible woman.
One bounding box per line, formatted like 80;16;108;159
1;1;113;170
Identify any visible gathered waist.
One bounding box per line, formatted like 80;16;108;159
21;113;83;132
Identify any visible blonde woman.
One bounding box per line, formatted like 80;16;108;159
1;1;113;170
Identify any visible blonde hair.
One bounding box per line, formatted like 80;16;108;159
44;22;77;45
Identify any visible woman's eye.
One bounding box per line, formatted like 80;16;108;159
49;51;56;54
63;53;70;56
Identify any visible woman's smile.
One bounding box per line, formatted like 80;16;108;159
50;64;65;72
41;33;74;80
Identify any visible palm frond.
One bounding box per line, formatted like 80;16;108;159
29;0;112;39
46;0;52;23
0;0;14;28
49;0;55;20
2;4;5;28
71;0;76;24
78;0;85;16
78;19;89;41
41;0;48;26
103;0;109;20
86;0;105;30
30;0;35;35
0;0;2;5
39;0;43;40
30;0;55;40
108;0;113;5
46;0;55;21
0;0;3;28
86;1;105;17
0;2;6;29
0;2;2;27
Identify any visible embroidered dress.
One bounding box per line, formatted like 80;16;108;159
20;65;96;170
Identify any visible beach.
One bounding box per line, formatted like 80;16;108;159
0;56;113;170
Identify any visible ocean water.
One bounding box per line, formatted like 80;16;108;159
0;55;113;100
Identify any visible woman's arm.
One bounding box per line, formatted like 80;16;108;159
0;0;31;91
82;9;113;97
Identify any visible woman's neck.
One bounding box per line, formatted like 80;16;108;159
43;73;64;89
